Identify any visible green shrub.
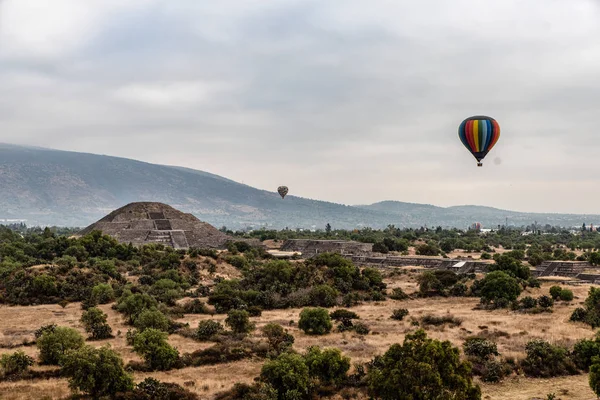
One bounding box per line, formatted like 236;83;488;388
590;356;600;397
389;288;409;300
538;295;554;309
479;271;522;308
559;289;574;301
132;329;179;371
91;283;115;304
308;285;338;307
549;286;563;300
298;308;332;335
117;377;199;400
391;309;409;321
353;322;370;335
260;352;310;399
329;309;360;321
81;307;113;340
62;345;134;398
519;296;538;309
367;329;481;400
0;351;34;376
449;283;468;297
225;310;255;335
196;320;224;341
262;324;294;356
182;299;211;314
37;326;85;365
570;308;588;325
463;338;499;360
573;337;600;371
521;339;577;378
134;309;170;332
478;359;513;383
247;306;263;317
304;346;350;385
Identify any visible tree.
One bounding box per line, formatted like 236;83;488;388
134;309;171;332
372;242;389;254
260;352;310;400
37;326;85;365
479;271;522;308
303;346;350;385
132;329;179;371
489;254;531;280
367;329;481;400
61;345;133;398
325;223;332;235
308;284;339;307
81;307;113;340
116;292;158;324
298;308;332;335
549;286;563;300
91;283;115;304
225;310;255;334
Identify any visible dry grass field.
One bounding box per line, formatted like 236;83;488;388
0;267;598;400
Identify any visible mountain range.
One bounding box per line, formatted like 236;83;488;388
0;143;598;230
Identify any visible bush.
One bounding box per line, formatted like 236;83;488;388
549;286;563;300
132;329;180;371
304;346;350;385
92;283;115;304
389;288;409;300
519;296;538;309
134;310;171;333
37;326;85;365
590;356;600;397
478;359;513;383
449;283;468;297
0;351;34;376
367;329;481;400
538;295;554;309
81;307;113;340
182;299;211;314
225;310;255;335
61;345;134;398
260;352;310;399
479;271;522;308
573;338;600;371
196;320;224;341
247;306;263;317
262;324;294;356
307;285;338;307
353;322;370;335
463;338;499;360
391;309;409;321
421;314;462;327
116;377;199;400
298;308;332;335
571;307;588;323
521;339;577;377
559;289;574;301
330;309;360;321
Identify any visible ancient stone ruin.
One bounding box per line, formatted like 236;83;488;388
280;239;373;255
78;202;232;249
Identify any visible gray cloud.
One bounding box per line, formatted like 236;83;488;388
1;0;600;214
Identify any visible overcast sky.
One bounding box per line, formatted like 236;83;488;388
1;0;600;214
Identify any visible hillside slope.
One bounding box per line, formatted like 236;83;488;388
1;144;598;229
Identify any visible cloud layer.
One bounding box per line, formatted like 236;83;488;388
2;0;600;213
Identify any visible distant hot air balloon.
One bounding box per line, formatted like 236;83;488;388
458;116;500;167
277;186;288;199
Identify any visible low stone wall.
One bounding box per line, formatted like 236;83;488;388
281;239;372;255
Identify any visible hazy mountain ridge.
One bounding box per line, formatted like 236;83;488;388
0;144;598;229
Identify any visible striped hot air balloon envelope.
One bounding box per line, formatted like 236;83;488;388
458;116;500;167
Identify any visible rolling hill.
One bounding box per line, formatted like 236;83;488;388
0;143;598;229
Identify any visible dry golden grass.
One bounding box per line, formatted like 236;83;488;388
1;271;598;399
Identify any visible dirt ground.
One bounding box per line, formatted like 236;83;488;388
0;271;598;400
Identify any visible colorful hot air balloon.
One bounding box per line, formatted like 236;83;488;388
458;116;500;167
277;186;288;199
